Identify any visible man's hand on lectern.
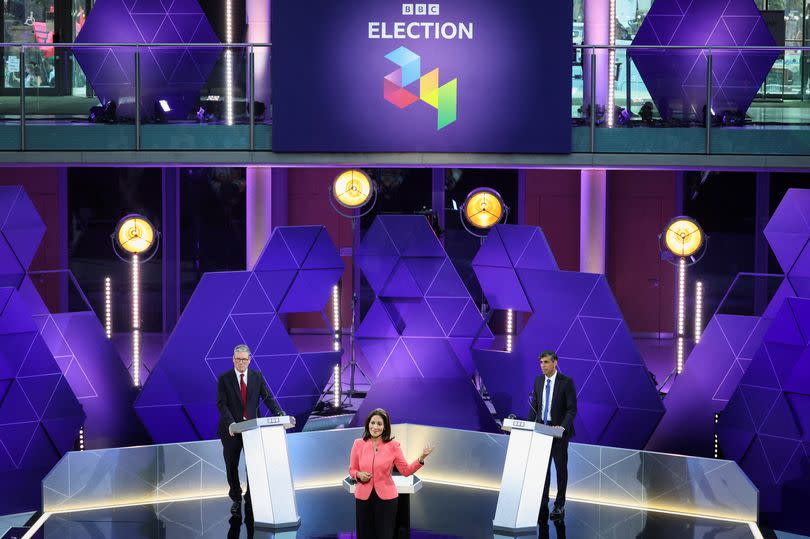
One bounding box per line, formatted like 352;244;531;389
228;422;237;436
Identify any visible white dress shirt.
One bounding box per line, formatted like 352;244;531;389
540;371;558;423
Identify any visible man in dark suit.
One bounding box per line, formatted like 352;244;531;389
217;343;286;516
528;350;577;521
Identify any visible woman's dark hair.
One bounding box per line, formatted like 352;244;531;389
362;408;394;442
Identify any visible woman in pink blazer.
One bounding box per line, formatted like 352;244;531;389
348;408;434;539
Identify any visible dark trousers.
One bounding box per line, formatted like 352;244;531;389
221;434;247;502
356;489;398;539
541;437;569;508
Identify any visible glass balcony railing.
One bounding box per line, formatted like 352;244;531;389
1;42;810;154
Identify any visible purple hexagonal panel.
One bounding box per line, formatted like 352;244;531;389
629;0;778;121
719;297;810;533
135;226;344;441
349;215;497;432
650;188;810;458
472;225;664;449
0;286;85;515
74;0;221;120
0;186;45;288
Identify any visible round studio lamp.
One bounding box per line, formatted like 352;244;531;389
112;214;160;261
461;187;508;236
330;169;377;217
659;216;706;264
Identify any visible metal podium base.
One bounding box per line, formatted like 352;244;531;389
492;522;536;534
254;516;301;530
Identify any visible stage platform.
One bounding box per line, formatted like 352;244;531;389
18;424;762;538
15;484;761;538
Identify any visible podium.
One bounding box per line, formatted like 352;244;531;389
231;416;299;529
343;475;422;537
493;418;563;533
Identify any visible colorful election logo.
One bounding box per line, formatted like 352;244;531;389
383;46;457;130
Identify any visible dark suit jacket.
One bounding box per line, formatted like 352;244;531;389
528;371;577;438
216;368;284;438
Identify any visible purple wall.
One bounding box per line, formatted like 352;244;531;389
135;226;344;440
74;0;221;120
0;187;85;514
471;225;665;448
349;215;498;432
630;0;778;121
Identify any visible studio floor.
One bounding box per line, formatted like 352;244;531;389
15;483;759;539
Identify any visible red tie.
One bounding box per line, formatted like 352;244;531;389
240;373;247;420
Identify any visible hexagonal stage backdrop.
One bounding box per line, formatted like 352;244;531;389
349;215;498;432
629;0;778;121
0;287;85;514
471;225;664;449
74;0;221;120
135;226;344;442
647;190;810;457
716;189;810;534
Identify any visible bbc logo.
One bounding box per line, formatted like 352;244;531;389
402;4;440;15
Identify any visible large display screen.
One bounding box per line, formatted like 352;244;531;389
271;0;572;153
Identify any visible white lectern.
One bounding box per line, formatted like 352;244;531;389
493;418;563;533
343;475;422;535
232;416;299;529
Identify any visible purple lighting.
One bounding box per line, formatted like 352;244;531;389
349;215;497;432
472;225;664;449
135;226;344;441
74;0;221;120
630;0;778;121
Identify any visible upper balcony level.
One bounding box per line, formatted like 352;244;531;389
3;42;810;169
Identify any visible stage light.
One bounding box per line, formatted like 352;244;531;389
461;188;508;236
78;426;84;451
333;364;341;408
115;215;156;255
332;170;374;211
659;216;706;376
506;309;514;353
158;99;171;113
224;0;234;125
111;215;158;388
132;254;140;387
329;171;377;400
663;217;704;258
695;281;703;344
104;276;112;339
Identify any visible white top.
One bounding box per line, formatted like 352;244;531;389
539;370;557;423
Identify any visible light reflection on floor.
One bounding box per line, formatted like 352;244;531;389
27;483;759;539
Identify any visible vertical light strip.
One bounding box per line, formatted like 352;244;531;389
714;413;719;458
79;426;84;451
606;0;616;127
104;276;112;339
506;309;514;353
332;284;340;352
333;364;341;408
695;281;704;344
132;254;140;387
224;0;234;125
676;257;686;374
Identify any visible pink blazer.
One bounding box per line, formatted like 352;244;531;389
348;438;423;500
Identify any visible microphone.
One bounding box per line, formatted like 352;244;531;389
528;393;539;421
507;413;516;420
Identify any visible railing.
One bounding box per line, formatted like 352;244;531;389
1;42;810;153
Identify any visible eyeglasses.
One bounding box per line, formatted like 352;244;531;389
234;357;251;362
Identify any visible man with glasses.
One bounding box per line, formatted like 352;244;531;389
217;344;286;517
